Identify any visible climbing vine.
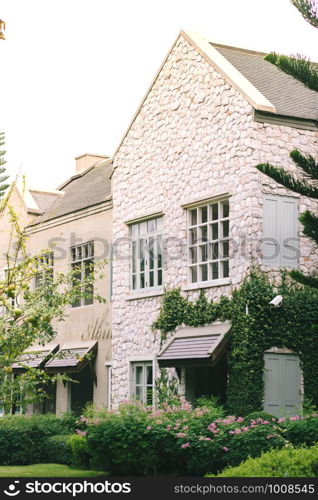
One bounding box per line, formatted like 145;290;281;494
152;269;318;414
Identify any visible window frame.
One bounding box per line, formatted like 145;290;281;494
70;241;95;307
187;198;230;285
130;361;154;406
130;217;163;292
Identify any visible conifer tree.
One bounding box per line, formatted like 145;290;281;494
256;1;318;288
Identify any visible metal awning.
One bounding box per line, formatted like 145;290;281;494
157;322;231;367
44;341;98;378
12;344;59;372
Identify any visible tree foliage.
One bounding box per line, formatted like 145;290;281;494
0;132;9;199
291;0;318;28
257;4;318;288
0;198;106;411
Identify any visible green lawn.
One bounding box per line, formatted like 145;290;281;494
0;464;106;477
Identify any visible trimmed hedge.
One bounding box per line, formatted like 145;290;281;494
46;435;72;465
0;414;76;465
212;445;318;477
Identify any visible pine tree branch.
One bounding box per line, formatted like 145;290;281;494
290;150;318;181
264;53;318;91
291;0;318;28
299;210;318;244
256;163;318;198
289;269;318;288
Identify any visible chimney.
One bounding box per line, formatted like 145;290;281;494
75;153;109;174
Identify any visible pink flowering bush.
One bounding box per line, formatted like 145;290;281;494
79;401;318;476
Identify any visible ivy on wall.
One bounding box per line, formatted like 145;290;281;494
152;269;318;414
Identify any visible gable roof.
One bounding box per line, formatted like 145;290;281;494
112;30;317;169
29;190;60;213
212;44;318;122
28;161;112;227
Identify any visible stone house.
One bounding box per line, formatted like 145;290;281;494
110;30;318;415
0;154;113;415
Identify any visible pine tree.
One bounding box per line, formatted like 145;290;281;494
256;2;318;288
291;0;318;27
0;132;9;198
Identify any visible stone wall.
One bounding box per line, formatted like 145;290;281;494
111;34;318;405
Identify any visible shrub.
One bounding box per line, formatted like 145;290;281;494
0;414;77;465
211;445;318;477
85;403;287;476
46;435;72;464
245;411;277;422
282;415;318;446
69;434;90;468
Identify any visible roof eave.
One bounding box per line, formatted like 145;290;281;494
181;30;276;114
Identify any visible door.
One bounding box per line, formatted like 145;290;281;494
264;352;302;417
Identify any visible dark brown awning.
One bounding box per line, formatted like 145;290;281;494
157;322;231;367
12;344;59;372
44;341;97;374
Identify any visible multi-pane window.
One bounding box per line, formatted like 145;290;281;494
131;362;153;405
188;199;230;283
131;217;163;291
70;242;94;307
34;252;54;289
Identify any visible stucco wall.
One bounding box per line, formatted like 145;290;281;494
25;208;112;411
111;34;318;405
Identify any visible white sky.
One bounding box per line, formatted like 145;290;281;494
1;0;317;190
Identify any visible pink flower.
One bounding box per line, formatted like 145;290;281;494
208;423;217;431
199;436;211;441
181;442;190;449
289;415;301;421
278;417;286;423
222;447;229;452
242;426;249;432
146;426;152;430
229;430;235;434
234;428;241;434
166;425;172;430
183;425;189;431
236;417;244;423
75;429;87;437
176;432;186;438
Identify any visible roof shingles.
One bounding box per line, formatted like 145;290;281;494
212;44;318;122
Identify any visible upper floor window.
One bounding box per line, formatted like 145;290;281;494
188;199;230;284
70;241;94;307
262;195;299;268
130;217;163;291
34;252;54;289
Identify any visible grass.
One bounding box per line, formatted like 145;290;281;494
0;464;106;477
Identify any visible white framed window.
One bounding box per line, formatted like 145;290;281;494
263;195;299;268
70;241;94;307
131;361;154;405
187;199;230;284
130;217;163;291
34;252;54;289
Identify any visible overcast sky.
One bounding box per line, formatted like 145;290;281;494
1;0;317;190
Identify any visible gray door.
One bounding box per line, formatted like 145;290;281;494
264;353;301;417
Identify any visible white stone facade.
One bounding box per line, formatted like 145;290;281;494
111;34;318;405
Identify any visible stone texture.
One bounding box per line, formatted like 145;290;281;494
111;35;318;405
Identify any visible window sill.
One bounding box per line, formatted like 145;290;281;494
126;289;164;301
182;278;231;291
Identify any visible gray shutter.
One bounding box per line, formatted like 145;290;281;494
263;196;280;266
280;196;299;268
